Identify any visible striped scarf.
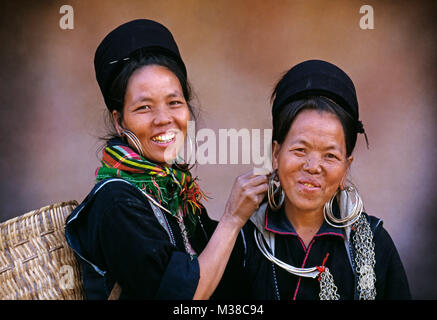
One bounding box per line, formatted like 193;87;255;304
95;139;206;235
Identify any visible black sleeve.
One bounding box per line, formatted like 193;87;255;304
374;225;411;299
87;181;200;299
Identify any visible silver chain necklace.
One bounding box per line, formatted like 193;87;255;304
254;213;376;300
140;189;197;259
352;214;376;299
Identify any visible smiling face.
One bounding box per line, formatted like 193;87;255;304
113;64;190;166
272;109;353;216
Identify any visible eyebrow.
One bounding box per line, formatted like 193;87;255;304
129;91;182;107
291;139;343;152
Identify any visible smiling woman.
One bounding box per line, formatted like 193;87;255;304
273;109;353;247
64;19;268;300
214;60;411;300
112;63;190;165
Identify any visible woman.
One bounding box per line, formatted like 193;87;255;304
216;60;411;300
65;19;268;300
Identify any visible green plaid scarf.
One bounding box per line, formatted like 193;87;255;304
95;139;206;236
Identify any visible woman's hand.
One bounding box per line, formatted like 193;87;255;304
223;169;269;229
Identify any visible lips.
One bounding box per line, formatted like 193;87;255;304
298;179;321;189
151;131;176;144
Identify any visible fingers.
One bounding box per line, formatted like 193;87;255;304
241;168;271;178
253;167;272;176
247;175;268;189
235;171;268;205
229;168;269;203
237;170;268;185
223;170;270;226
234;170;268;202
252;180;268;195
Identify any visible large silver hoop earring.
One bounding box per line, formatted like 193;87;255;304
172;134;196;171
121;129;145;157
268;171;285;211
182;134;195;165
323;186;363;228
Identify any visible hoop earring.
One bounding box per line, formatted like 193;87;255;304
121;129;145;157
172;134;197;171
323;186;363;228
268;171;285;211
183;134;196;165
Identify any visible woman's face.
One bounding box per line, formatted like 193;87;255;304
113;65;190;166
272;109;353;215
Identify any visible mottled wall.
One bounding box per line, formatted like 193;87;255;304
0;0;435;299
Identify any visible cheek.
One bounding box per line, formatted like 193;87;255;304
122;114;155;143
324;164;347;190
277;155;302;183
176;107;190;134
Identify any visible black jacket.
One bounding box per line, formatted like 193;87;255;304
65;178;215;299
214;203;411;300
66;178;410;300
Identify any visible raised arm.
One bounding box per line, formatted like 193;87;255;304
193;170;268;299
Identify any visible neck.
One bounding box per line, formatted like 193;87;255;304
284;200;324;241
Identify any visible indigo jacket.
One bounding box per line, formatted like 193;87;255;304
65;178;215;299
214;203;411;300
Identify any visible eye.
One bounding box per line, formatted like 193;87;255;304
135;105;151;111
325;153;341;160
292;148;306;156
169;100;184;107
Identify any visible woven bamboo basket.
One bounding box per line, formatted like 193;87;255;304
0;201;85;300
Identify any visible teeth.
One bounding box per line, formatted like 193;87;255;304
152;132;175;143
303;183;315;188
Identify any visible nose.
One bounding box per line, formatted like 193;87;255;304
153;106;172;126
303;155;322;174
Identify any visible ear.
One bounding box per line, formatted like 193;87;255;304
347;155;354;166
272;140;281;171
112;110;123;136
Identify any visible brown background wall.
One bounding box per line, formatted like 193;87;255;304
0;0;436;299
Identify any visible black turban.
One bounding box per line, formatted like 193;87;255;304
272;60;365;134
94;19;186;111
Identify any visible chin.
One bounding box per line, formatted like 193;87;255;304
145;147;177;164
286;196;324;213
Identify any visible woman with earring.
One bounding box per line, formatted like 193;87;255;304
216;60;410;300
64;19;268;300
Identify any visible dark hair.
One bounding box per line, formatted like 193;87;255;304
272;96;358;157
102;50;197;141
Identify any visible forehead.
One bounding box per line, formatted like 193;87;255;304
126;65;182;95
285;109;346;149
